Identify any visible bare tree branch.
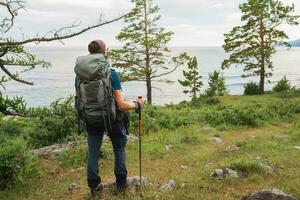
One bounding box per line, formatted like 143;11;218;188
1;13;129;46
0;0;26;33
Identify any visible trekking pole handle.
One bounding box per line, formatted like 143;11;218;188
137;96;142;120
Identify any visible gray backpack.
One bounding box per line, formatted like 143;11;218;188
74;54;116;130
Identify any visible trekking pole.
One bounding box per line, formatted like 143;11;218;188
137;96;143;188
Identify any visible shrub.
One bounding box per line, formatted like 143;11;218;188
0;120;34;143
0;138;37;190
273;76;292;92
203;104;262;127
244;82;259;95
27;96;78;148
229;158;268;174
28;116;75;148
278;88;300;99
200;96;220;105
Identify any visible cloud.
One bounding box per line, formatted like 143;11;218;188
4;0;300;47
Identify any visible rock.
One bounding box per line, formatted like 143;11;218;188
225;144;239;152
241;188;297;200
200;126;215;133
211;169;224;180
67;183;81;193
225;168;239;178
210;137;224;144
180;165;188;169
156;180;176;192
1;115;25;121
211;168;239;179
165;144;174;151
31;140;83;160
102;176;148;190
2;115;15;121
293;146;300;150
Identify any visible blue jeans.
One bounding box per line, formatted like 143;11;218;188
86;121;128;189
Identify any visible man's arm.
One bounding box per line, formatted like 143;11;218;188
114;90;144;111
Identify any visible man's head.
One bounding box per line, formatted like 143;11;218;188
88;40;107;55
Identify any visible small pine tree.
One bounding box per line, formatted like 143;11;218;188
178;56;203;100
273;76;292;92
206;70;227;97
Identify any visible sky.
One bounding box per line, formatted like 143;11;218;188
3;0;300;47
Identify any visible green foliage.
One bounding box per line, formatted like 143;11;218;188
0;138;38;190
205;70;227;97
59;145;87;168
0;94;27;115
109;0;185;104
148;148;165;159
278;88;300;99
273;76;292;92
180;136;199;145
203;100;300;127
178;56;203;99
201;97;220;106
230;158;268;174
203;104;262;127
0;119;34;143
27;96;78;148
244;82;260;95
222;0;299;94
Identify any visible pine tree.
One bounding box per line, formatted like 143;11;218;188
206;70;227;97
110;0;185;104
178;56;203;99
222;0;299;94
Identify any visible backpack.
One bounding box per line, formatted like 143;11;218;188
74;54;116;130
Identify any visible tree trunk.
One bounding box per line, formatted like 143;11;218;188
259;16;265;95
259;67;265;95
146;77;152;104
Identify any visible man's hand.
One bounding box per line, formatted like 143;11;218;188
136;97;145;108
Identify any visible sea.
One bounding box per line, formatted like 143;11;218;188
2;46;300;107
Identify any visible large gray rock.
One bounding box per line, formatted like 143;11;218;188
31;140;83;160
2;115;24;121
241;188;297;200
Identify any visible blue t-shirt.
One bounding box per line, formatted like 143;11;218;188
111;69;122;90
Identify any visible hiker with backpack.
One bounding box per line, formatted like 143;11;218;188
74;40;145;197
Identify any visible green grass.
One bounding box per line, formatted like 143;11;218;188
1;94;300;199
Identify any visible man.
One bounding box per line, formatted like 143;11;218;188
74;40;145;197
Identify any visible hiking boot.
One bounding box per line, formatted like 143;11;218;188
90;183;103;199
114;184;128;195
